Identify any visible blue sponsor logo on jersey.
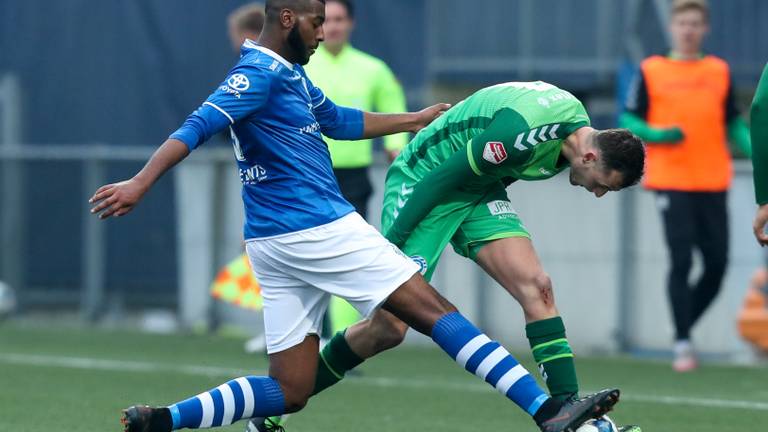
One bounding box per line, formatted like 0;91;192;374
410;255;428;275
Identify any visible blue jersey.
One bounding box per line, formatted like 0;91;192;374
171;40;363;239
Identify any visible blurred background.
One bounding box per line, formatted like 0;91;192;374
1;0;768;363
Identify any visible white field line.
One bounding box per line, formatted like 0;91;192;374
1;352;767;412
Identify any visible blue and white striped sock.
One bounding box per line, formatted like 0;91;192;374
168;376;285;430
432;312;550;416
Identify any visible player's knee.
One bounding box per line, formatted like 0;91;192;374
283;396;309;413
517;272;556;317
280;386;312;413
372;318;408;351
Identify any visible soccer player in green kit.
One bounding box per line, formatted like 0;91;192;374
248;80;643;432
752;63;768;246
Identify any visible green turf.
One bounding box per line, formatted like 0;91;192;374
1;323;766;432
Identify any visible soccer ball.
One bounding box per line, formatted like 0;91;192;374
0;281;17;320
575;416;618;432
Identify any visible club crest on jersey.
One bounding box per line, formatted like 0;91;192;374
483;141;507;165
227;74;250;92
410;255;428;275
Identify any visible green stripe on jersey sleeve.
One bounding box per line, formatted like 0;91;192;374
466;140;484;176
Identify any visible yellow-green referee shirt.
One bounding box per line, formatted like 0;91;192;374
305;44;408;168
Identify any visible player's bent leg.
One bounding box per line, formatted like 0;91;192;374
475;237;579;402
475;237;558;321
382;273;618;431
381;273;455;335
268;335;320;413
246;314;409;432
309;312;407;397
304;311;407;403
122;337;318;432
346;309;409;357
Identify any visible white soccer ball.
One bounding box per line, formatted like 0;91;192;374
575;416;618;432
0;281;17;320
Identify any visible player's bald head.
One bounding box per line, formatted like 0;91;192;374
265;0;325;22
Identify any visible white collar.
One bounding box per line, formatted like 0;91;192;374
243;39;294;70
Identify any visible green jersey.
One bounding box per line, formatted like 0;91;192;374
751;63;768;205
385;81;590;246
305;44;409;168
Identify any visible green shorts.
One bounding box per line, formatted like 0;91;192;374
381;166;529;282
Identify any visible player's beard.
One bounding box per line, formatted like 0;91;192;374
287;24;310;65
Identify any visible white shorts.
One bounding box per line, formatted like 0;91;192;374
246;212;420;354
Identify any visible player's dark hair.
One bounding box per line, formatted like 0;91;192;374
594;129;645;188
229;3;266;34
671;0;709;21
265;0;325;22
326;0;354;18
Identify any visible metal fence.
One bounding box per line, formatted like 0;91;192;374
1;137;762;358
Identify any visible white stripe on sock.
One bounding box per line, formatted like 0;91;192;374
218;383;236;425
494;364;528;395
236;377;255;419
197;392;215;428
474;346;509;380
455;335;491;368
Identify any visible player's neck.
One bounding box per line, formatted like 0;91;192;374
257;34;299;64
325;42;346;57
561;127;594;164
670;48;702;61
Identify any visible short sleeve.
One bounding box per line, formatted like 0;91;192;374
204;64;271;124
466;108;535;177
169;64;271;150
467;108;585;177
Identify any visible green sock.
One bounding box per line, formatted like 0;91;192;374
312;330;364;395
526;316;579;401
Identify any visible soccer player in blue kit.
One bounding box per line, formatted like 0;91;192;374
89;1;619;431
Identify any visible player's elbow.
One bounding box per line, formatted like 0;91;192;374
321;124;363;141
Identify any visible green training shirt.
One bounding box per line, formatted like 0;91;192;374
305;44;408;168
752;63;768;205
386;81;590;246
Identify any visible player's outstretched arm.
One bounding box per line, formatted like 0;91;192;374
751;62;768;245
89;138;190;220
361;103;451;138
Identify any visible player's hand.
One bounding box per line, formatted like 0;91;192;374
753;204;768;246
89;178;149;220
410;103;451;133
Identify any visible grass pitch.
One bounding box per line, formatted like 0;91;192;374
1;323;766;432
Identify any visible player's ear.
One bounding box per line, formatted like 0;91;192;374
279;8;296;29
582;151;598;165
